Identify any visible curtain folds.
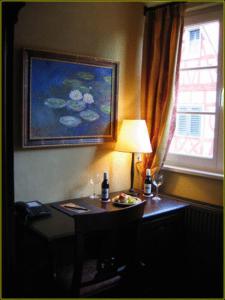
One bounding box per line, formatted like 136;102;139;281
138;3;185;179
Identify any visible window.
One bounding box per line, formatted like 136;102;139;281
165;5;223;178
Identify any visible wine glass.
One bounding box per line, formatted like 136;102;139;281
152;173;164;201
89;173;100;199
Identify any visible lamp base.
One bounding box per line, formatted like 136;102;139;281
127;153;140;197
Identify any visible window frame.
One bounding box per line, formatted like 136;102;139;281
165;5;223;178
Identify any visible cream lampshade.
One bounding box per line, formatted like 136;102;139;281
115;120;152;195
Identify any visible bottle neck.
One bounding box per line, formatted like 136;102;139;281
103;172;108;181
146;169;151;177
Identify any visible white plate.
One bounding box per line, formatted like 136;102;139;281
112;196;142;206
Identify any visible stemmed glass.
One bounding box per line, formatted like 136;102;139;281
89;173;100;199
152;173;164;201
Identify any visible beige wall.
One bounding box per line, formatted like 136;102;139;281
161;171;223;206
14;3;145;203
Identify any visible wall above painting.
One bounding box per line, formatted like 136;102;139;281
22;49;119;148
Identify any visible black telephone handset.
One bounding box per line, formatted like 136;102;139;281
15;200;51;220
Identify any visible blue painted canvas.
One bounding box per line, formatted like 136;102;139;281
30;58;114;140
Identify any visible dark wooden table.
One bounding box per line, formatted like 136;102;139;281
15;193;190;297
29;192;190;242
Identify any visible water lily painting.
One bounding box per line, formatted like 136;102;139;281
22;49;118;148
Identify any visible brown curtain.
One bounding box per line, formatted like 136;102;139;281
138;3;185;178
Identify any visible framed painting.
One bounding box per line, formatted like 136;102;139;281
22;49;119;148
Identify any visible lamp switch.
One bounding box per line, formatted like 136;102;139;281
136;153;142;162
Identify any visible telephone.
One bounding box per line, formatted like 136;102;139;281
14;200;51;219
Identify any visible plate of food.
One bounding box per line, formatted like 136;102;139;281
112;193;142;206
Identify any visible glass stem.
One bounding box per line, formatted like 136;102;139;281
156;186;159;197
93;184;96;197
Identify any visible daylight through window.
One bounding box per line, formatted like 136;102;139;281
166;6;223;176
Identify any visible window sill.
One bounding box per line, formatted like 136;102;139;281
163;164;224;180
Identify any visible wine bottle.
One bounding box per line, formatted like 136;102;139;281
101;172;109;201
144;168;152;197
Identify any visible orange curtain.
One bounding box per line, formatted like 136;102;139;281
138;4;185;178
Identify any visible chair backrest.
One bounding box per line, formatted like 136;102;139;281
74;200;146;234
71;201;145;297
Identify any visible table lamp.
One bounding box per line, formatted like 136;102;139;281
115;119;152;196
